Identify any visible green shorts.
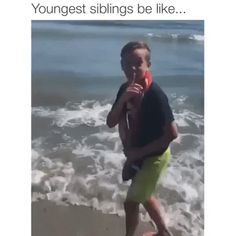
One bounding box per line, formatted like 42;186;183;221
126;148;170;203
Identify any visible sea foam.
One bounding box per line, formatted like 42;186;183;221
32;99;204;235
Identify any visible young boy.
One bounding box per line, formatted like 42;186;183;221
106;41;178;236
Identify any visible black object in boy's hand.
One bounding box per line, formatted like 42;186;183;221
122;161;141;181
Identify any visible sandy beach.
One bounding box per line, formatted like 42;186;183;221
32;200;155;236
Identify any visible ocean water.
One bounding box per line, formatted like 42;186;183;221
32;20;204;236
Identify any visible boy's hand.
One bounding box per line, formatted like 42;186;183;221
123;147;144;163
121;83;143;104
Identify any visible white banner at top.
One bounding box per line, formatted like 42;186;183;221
29;0;206;20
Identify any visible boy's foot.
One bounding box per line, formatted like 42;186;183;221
142;232;157;236
142;230;173;236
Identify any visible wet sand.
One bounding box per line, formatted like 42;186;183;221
32;200;155;236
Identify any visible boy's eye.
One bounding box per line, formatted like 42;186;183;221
121;56;145;70
136;61;142;67
124;61;142;68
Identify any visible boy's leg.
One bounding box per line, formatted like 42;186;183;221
143;196;172;236
125;150;171;236
124;200;140;236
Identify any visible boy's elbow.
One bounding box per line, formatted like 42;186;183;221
166;121;178;142
106;119;114;128
170;122;178;140
171;130;178;141
106;113;116;128
166;132;177;143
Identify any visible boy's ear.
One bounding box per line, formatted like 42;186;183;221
148;61;151;67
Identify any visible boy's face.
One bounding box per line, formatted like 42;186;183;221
121;48;150;84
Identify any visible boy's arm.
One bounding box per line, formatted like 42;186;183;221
118;115;129;147
106;97;126;128
106;84;143;128
124;121;178;162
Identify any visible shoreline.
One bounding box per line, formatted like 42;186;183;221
32;200;154;236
